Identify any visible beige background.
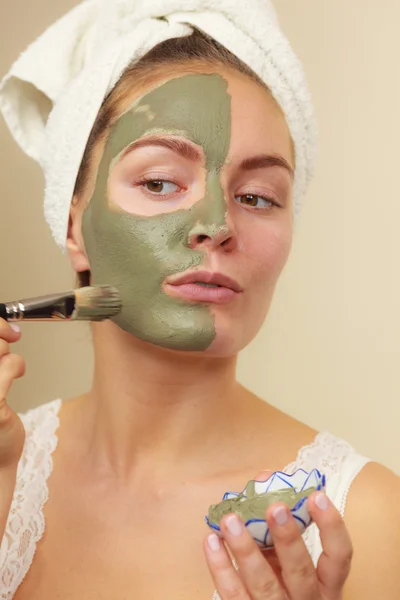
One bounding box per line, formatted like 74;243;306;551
1;1;399;474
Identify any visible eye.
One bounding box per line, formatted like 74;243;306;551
143;180;180;194
235;194;276;209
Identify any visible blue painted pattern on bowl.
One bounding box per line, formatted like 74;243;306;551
205;468;326;548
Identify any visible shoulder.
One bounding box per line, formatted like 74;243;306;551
347;459;400;495
343;461;400;600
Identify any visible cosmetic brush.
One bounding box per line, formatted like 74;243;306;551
0;285;121;322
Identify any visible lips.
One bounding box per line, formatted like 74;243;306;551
164;270;243;305
166;270;243;292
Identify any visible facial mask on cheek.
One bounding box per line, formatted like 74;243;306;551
82;74;231;351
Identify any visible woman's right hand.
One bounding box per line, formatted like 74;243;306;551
0;318;26;546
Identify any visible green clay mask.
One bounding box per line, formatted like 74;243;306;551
82;74;231;350
208;484;318;526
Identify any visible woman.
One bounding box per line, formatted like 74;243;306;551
0;1;399;599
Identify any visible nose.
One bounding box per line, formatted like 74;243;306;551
187;171;238;252
188;216;238;252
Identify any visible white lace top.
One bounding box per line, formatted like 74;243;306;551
0;399;371;600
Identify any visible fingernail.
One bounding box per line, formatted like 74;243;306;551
207;533;221;552
225;514;243;536
10;324;20;333
272;506;288;526
315;492;329;511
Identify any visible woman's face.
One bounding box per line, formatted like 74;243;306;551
71;67;294;356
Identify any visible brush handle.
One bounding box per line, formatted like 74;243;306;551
0;293;76;322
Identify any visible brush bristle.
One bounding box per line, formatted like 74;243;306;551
72;285;122;321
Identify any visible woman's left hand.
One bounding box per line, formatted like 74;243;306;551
204;472;353;600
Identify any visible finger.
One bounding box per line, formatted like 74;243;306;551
260;548;286;589
0;339;10;360
308;492;353;597
0;319;21;344
267;503;319;600
219;513;284;599
0;354;26;400
0;355;26;469
253;470;274;482
254;470;288;589
204;532;250;600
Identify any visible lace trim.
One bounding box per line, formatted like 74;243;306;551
0;399;62;599
283;431;355;476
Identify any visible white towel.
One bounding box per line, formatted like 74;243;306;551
0;0;317;250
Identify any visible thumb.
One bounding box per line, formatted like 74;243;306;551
253;469;274;481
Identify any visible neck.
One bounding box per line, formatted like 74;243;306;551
78;321;244;481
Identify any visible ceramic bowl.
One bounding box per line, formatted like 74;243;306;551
205;468;326;548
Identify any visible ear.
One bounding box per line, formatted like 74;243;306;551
66;204;91;274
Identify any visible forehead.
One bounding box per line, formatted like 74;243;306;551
106;69;293;168
107;73;231;171
225;73;293;166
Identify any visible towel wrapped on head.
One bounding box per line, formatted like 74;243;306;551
0;0;317;249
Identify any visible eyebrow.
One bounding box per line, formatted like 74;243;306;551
120;136;202;162
120;136;294;178
239;154;294;179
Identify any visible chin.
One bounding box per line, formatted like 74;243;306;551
102;309;265;358
199;324;260;357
